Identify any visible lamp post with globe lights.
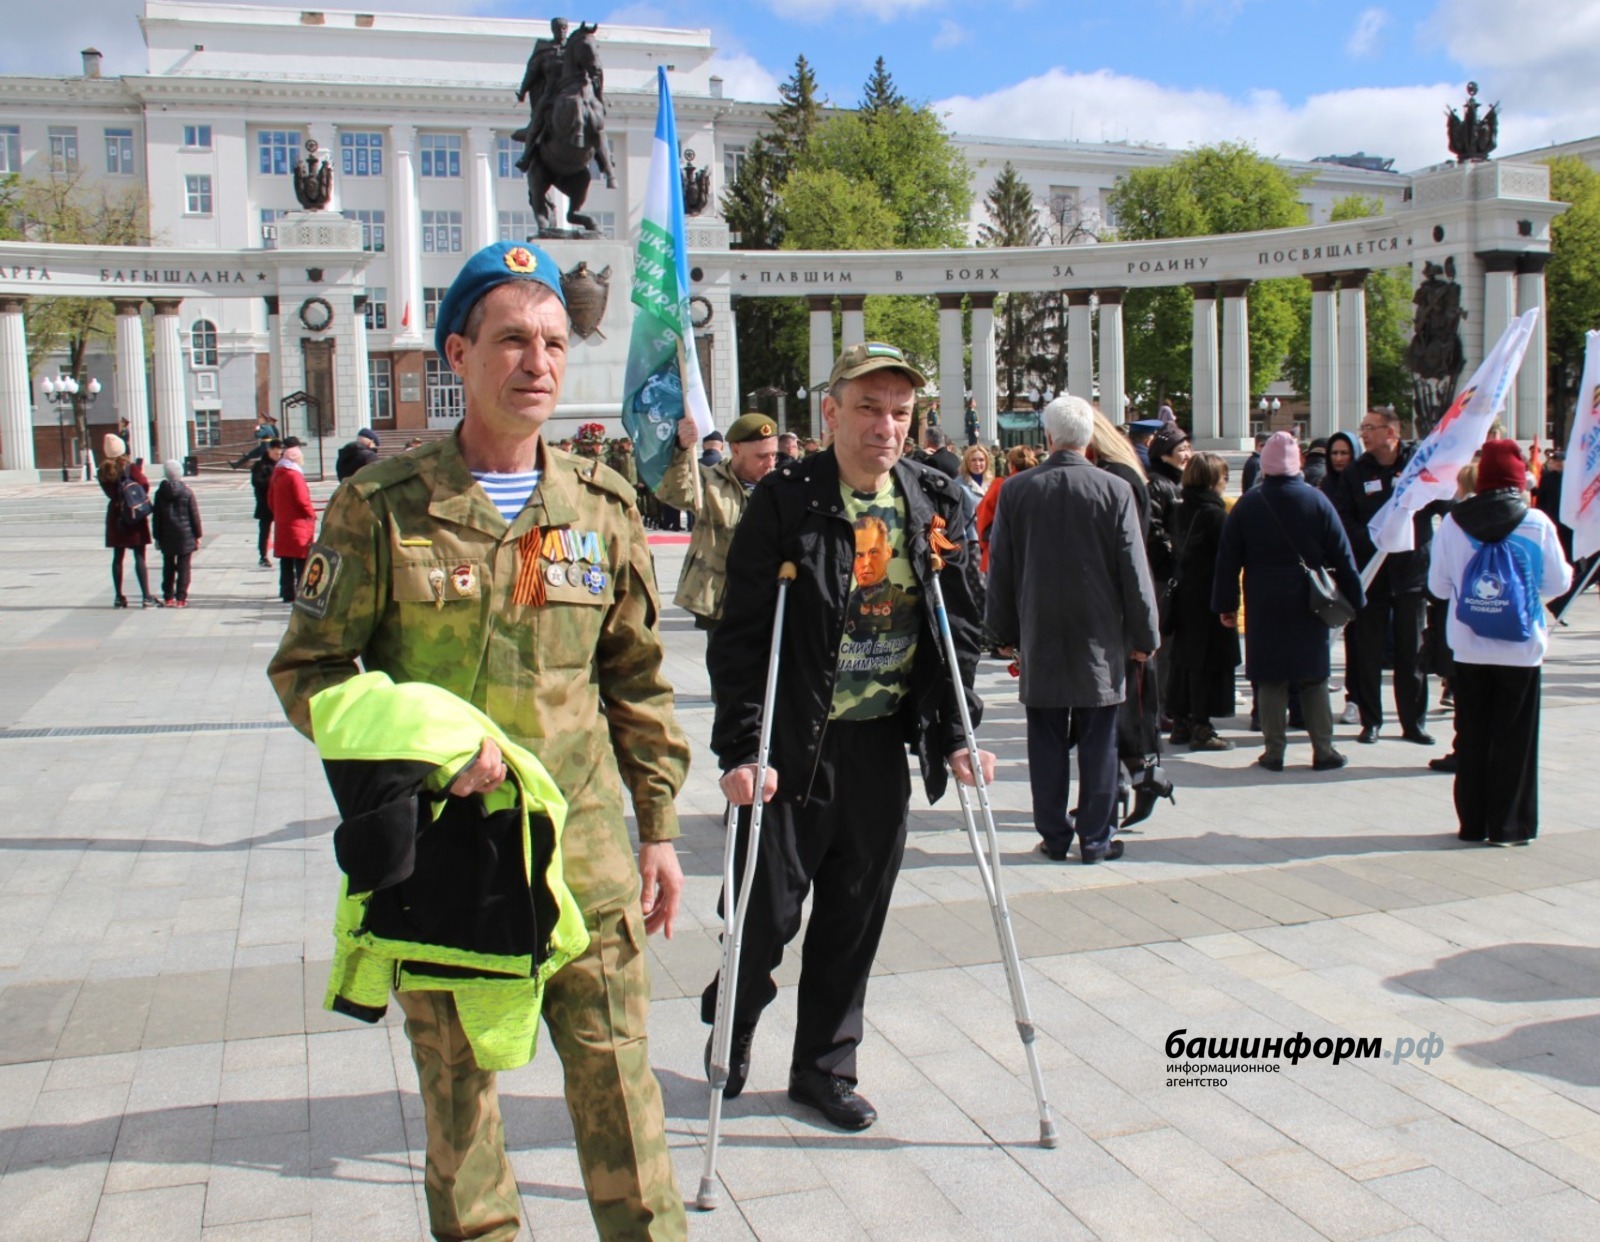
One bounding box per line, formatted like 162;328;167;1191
42;375;102;481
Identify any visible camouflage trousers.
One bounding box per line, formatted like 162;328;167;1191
398;897;686;1241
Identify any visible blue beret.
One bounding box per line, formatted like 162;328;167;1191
434;241;567;358
1126;419;1166;434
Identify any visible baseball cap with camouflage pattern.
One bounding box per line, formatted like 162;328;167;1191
826;341;928;390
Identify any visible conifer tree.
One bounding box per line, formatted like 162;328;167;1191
979;164;1044;408
859;57;905;119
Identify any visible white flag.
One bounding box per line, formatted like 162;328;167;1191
1559;330;1600;561
1368;309;1539;554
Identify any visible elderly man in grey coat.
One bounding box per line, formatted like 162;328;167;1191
986;394;1161;864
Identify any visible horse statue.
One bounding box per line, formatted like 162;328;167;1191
512;22;615;237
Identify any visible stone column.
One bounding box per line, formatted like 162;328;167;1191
467;126;496;252
0;296;35;475
1477;253;1519;433
1337;271;1368;426
390;125;425;345
1516;254;1549;441
1095;289;1126;422
937;293;965;433
970;293;998;445
839;295;866;349
264;296;284;424
151;299;188;464
351;294;372;426
1066;290;1094;401
113;300;152;465
807;295;834;440
1308;273;1340;439
1190;284;1219;443
1219;282;1252;444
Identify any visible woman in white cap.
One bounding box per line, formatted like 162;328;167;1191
96;433;156;608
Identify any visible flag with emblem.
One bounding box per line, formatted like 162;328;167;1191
622;66;715;492
1560;330;1600;561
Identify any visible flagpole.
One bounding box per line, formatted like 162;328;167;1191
1553;557;1600;626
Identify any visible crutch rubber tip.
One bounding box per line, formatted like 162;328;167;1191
696;1178;721;1211
778;561;798;581
1040;1120;1060;1149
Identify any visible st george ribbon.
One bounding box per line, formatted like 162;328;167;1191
1363;308;1540;584
622;66;715;492
1559;330;1600;563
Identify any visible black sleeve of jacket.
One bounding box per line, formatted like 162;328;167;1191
187;489;203;542
1211;502;1245;615
706;480;785;772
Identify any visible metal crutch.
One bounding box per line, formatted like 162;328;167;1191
697;560;797;1211
926;524;1059;1149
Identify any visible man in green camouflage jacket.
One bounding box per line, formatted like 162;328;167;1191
269;240;689;1241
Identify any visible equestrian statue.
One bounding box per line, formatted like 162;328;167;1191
512;18;615;237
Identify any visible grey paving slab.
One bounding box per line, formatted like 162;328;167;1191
3;484;1600;1238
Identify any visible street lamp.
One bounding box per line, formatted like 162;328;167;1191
42;375;102;482
1257;395;1281;430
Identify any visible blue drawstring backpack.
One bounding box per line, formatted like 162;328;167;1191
1455;536;1533;642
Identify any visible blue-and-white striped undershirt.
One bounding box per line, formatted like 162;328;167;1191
471;469;542;522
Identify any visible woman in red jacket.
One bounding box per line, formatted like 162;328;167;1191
96;433;156;608
267;439;316;602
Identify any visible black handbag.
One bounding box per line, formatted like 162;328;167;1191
1260;488;1357;629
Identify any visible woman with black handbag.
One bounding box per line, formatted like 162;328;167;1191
1213;433;1365;772
96;433;156;609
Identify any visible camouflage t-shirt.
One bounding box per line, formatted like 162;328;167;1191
830;479;921;721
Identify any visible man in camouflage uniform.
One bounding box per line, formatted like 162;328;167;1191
269;240;689;1241
654;411;779;635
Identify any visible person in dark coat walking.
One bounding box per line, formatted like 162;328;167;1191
334;428;380;482
1320;430;1359;721
96;434;156;608
988;395;1160;864
250;439;283;568
151;459;203;606
1145;423;1191;736
1170;452;1239;751
1214;433;1365;771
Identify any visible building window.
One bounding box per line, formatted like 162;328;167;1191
190;320;218;367
183;124;212;150
260;207;285;249
423;286;446;331
340;208;386;252
369;357;393;422
418;134;461;178
258;130;300;176
364;287;388;331
425;357;463;421
104;128;135;175
497;210;536;243
185;175;213;215
193;410;222;448
340;131;384;177
49;126;79;172
195;371;217;395
421;210;463;253
724;143;746;189
496;136;522;179
0;126;19;174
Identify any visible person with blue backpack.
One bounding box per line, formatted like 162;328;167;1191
1427;440;1572;845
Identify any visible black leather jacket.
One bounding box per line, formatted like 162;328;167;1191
707;448;982;806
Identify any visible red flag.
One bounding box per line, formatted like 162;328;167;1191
401;302;411;329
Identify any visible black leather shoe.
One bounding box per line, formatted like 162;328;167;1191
1036;840;1070;862
1401;728;1436;746
1082;840;1125;865
1429;753;1458;773
1312;751;1349;771
788;1069;876;1130
1356;725;1380;744
1257;753;1285;772
705;1023;757;1099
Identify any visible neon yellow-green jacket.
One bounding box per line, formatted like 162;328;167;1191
309;671;589;1070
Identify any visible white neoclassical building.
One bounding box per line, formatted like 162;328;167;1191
0;1;1566;478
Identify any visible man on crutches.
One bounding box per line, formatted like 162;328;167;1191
700;341;992;1131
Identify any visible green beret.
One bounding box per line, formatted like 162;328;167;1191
726;413;778;444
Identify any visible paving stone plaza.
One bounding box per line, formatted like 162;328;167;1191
2;474;1599;1241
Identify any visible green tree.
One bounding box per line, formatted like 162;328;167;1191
978;163;1043;408
769;54;824;180
1106;142;1309;415
1546;156;1600;438
859;57;905;118
1283;195;1414;419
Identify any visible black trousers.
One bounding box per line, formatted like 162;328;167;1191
1453;662;1541;842
1349;582;1428;732
701;716;909;1083
257;516;273;561
161;552;192;603
1027;703;1120;858
279;557;304;602
110;547;150;601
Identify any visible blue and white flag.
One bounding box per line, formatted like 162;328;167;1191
1368;308;1539;554
1559;330;1600;562
622;67;714;492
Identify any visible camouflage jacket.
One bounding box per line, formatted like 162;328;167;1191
268;432;690;913
654;443;752;622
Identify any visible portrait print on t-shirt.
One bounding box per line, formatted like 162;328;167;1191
831;483;921;722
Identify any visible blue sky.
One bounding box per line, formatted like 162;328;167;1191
11;0;1597;170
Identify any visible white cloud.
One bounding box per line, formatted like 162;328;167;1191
933;19;969;50
764;0;942;21
1425;0;1600;110
603;3;673;27
706;51;782;103
1346;7;1389;58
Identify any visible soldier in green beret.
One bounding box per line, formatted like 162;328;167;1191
269;241;689;1241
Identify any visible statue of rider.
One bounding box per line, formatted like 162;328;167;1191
515;17;569;175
